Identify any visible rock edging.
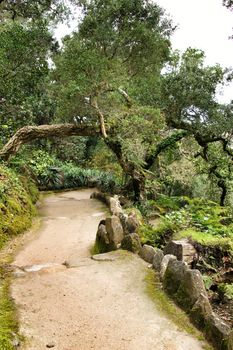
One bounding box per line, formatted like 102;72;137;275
91;191;233;350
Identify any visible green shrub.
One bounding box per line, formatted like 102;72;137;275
59;164;122;192
138;219;176;248
139;196;233;257
155;194;186;212
136;195;187;218
218;283;233;301
10;149;122;193
0;165;38;249
0;280;18;350
202;275;214;290
164;198;232;239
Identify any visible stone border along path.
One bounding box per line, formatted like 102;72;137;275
11;189;210;350
93;191;233;350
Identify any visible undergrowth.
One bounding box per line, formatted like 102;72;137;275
0;279;18;350
138;196;233;255
0;164;39;349
0;165;39;249
10;149;122;193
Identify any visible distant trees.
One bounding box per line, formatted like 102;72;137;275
0;0;68;21
0;0;232;204
0;0;69;143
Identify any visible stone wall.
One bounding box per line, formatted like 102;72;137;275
91;191;233;350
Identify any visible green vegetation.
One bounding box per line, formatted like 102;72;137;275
138;196;233;255
0;164;39;348
0;0;232;204
175;229;233;253
0;279;18;350
218;283;233;301
0;0;232;346
10;149;122;193
0;165;39;349
0;165;38;250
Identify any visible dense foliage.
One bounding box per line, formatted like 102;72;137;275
0;0;232;346
0;164;38;249
139;196;233;250
0;0;232;215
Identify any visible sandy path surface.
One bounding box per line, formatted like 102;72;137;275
11;189;207;350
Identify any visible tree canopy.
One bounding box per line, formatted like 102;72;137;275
0;0;232;204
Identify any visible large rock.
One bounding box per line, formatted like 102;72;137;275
97;224;109;244
163;239;197;266
109;195;123;216
176;269;208;311
119;212;128;233
176;269;207;311
92;253;118;262
190;293;213;329
139;244;156;264
205;313;232;350
95;224;110;253
160;254;177;280
227;330;233;350
163;259;188;295
121;233;141;253
105;215;124;250
119;211;141;235
126;214;140;233
90;191;110;205
152;249;164;272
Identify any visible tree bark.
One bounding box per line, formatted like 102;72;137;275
105;138;145;201
219;180;227;207
132;174;146;202
0;123;101;161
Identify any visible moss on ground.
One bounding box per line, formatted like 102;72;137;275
0;165;39;250
138;196;233;257
144;270;213;350
0;164;39;349
0;279;18;350
174;228;233;254
90;241;102;255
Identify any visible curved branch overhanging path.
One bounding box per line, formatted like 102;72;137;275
11;189;208;350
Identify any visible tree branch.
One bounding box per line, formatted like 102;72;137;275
221;138;233;159
117;88;132;107
0;123;101;161
90;96;107;138
145;130;190;169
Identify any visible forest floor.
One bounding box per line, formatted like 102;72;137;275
11;189;211;350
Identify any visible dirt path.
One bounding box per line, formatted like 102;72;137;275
11;189;208;350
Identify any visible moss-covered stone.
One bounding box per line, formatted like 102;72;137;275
144;270;211;344
121;233;141;253
175;269;208;312
190;294;212;330
163;259;188;295
205;314;232;350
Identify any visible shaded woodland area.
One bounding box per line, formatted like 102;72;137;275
0;0;232;349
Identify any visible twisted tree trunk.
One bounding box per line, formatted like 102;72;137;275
0;123;101;161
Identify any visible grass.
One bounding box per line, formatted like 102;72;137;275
90;242;101;255
0;165;40;349
144;270;213;350
0;216;42;350
0;277;18;350
0;165;39;251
